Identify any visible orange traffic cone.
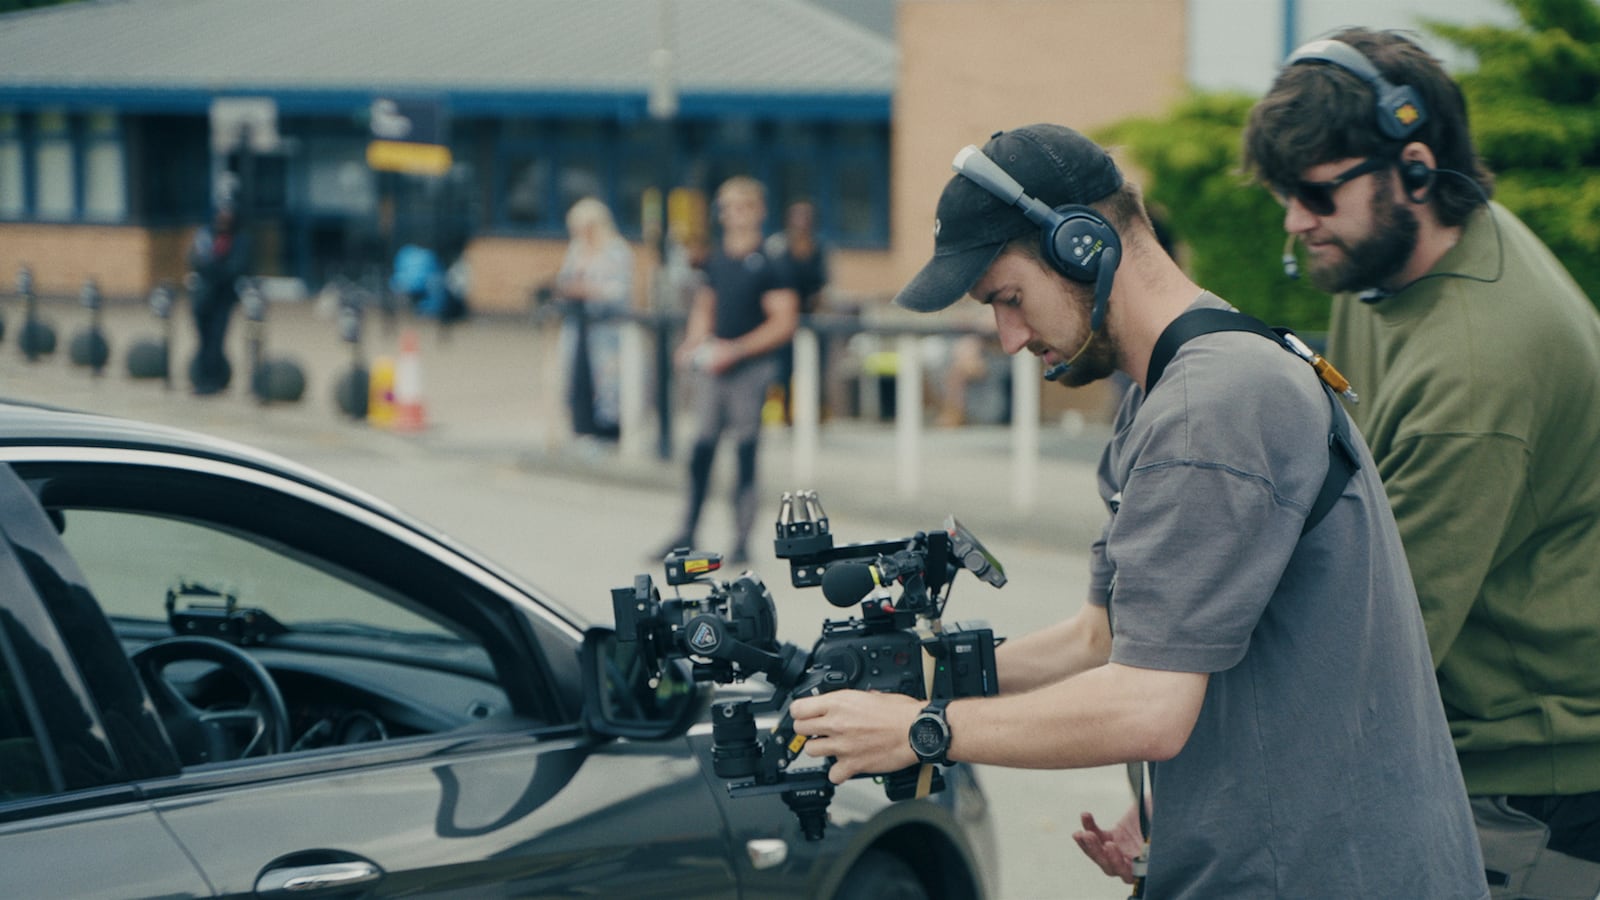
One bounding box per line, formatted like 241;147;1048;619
392;328;428;432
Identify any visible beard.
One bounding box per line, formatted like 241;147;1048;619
1050;330;1119;387
1308;181;1420;294
1045;287;1121;388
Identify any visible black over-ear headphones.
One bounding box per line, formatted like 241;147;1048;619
951;145;1121;332
1285;38;1427;142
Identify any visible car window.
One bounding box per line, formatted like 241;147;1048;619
7;458;568;782
0;618;52;800
59;508;450;638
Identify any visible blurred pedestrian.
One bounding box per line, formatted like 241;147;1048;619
186;204;250;396
659;176;799;564
555;197;635;442
764;199;831;419
933;330;993;428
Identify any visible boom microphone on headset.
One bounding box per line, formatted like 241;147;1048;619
1282;234;1300;280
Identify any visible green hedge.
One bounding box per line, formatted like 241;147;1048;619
1094;0;1600;330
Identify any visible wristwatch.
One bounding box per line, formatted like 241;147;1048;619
908;699;952;766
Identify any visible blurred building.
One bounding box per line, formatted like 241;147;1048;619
0;0;896;308
0;0;1509;312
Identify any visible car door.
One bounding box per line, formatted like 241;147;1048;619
0;465;214;899
151;728;742;898
1;454;744;898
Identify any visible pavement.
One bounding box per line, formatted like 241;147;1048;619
0;294;1113;552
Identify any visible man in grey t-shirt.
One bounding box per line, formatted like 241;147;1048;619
789;124;1486;898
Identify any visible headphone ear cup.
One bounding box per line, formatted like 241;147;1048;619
1401;160;1432;193
1043;225;1089;282
1376;86;1426;140
1044;208;1117;284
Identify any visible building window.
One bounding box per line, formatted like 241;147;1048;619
0;112;23;220
503;153;550;228
490;114;889;248
683;117;759;198
618;120;669;235
554;153;603;226
303;137;375;215
82;111;126;223
34;110;74;222
552;120;607;224
770;121;822;227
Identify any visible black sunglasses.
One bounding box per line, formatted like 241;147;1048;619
1274;158;1389;216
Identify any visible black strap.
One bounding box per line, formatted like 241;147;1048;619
1145;308;1359;534
1146;308;1281;391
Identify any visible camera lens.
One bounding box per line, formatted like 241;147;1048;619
711;700;760;779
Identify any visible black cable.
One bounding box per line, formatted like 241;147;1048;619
1360;167;1504;303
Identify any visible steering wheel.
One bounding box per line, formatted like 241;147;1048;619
131;636;291;765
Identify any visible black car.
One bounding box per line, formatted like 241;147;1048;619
0;400;996;899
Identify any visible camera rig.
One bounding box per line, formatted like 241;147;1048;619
610;490;1007;840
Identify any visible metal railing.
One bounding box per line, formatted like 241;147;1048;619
540;304;1050;512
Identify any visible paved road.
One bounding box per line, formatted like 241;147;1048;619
1;297;1135;900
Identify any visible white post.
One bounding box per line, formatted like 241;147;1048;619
539;319;566;450
619;319;649;460
896;333;923;499
792;327;820;485
1011;353;1040;511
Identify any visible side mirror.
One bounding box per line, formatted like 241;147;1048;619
580;627;704;740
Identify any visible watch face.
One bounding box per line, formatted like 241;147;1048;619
910;715;948;758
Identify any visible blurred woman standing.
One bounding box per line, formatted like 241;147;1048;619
555;197;635;441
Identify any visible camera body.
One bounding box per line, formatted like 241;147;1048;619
610;491;1006;839
611;549;803;688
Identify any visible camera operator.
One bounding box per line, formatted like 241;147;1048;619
788;124;1487;898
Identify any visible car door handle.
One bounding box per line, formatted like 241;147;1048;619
255;860;383;895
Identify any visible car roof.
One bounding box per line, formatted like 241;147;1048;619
0;397;387;510
0;396;591;629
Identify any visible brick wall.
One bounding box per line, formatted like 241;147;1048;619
1;223;194;301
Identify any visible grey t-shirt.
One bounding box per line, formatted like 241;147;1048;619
1088;295;1486;898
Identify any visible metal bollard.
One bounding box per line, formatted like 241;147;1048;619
17;265;57;361
242;279;306;404
68;277;110;375
333;290;369;419
127;281;175;385
242;278;266;401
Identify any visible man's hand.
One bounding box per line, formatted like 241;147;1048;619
1073;804;1145;884
789;690;924;785
673;337;738;375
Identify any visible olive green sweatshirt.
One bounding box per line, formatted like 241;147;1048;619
1328;202;1600;796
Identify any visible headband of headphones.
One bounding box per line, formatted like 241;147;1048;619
1285;38;1426;141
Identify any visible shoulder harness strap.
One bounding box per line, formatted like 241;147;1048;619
1144;308;1360;534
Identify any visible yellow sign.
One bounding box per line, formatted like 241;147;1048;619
667;187;708;247
367;140;452;176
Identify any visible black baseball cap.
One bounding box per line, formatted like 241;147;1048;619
894;123;1124;312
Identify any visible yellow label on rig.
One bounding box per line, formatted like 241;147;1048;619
685;559;712;574
789;734;809;754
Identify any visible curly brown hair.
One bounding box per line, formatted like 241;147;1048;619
1242;28;1493;227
